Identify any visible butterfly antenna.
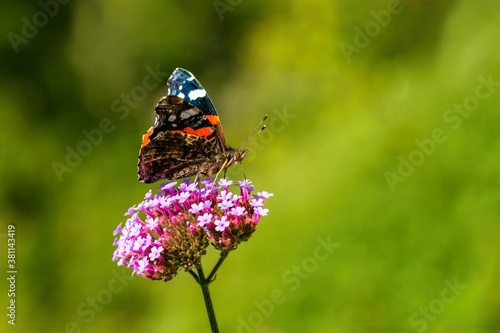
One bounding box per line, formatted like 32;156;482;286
237;114;268;150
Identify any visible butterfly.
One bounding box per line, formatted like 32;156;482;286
138;68;248;183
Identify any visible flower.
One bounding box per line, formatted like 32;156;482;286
214;216;229;232
197;212;213;227
112;178;272;281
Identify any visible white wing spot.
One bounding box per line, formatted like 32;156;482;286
188;89;206;100
178;92;185;99
168;115;176;122
180;108;198;119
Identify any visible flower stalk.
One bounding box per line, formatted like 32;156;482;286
196;261;219;333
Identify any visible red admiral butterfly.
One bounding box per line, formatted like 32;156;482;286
138;68;248;183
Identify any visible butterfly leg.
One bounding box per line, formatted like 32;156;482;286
213;159;229;183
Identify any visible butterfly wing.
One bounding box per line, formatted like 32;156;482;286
168;68;226;143
138;68;227;183
138;127;224;183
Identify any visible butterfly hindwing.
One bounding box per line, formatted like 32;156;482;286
138;129;224;183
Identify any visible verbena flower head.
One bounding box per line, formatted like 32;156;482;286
112;178;273;281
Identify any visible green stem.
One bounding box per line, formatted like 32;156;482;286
196;262;219;333
207;251;229;283
188;270;200;283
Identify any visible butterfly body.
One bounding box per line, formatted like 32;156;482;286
138;68;248;183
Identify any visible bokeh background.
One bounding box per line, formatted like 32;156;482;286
1;0;499;332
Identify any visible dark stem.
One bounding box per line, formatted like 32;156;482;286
188;269;200;283
207;251;229;283
196;262;219;333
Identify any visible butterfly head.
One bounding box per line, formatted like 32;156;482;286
227;148;249;167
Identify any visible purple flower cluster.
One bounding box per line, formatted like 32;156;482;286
112;178;272;281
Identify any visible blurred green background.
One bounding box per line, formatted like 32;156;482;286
1;0;499;332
